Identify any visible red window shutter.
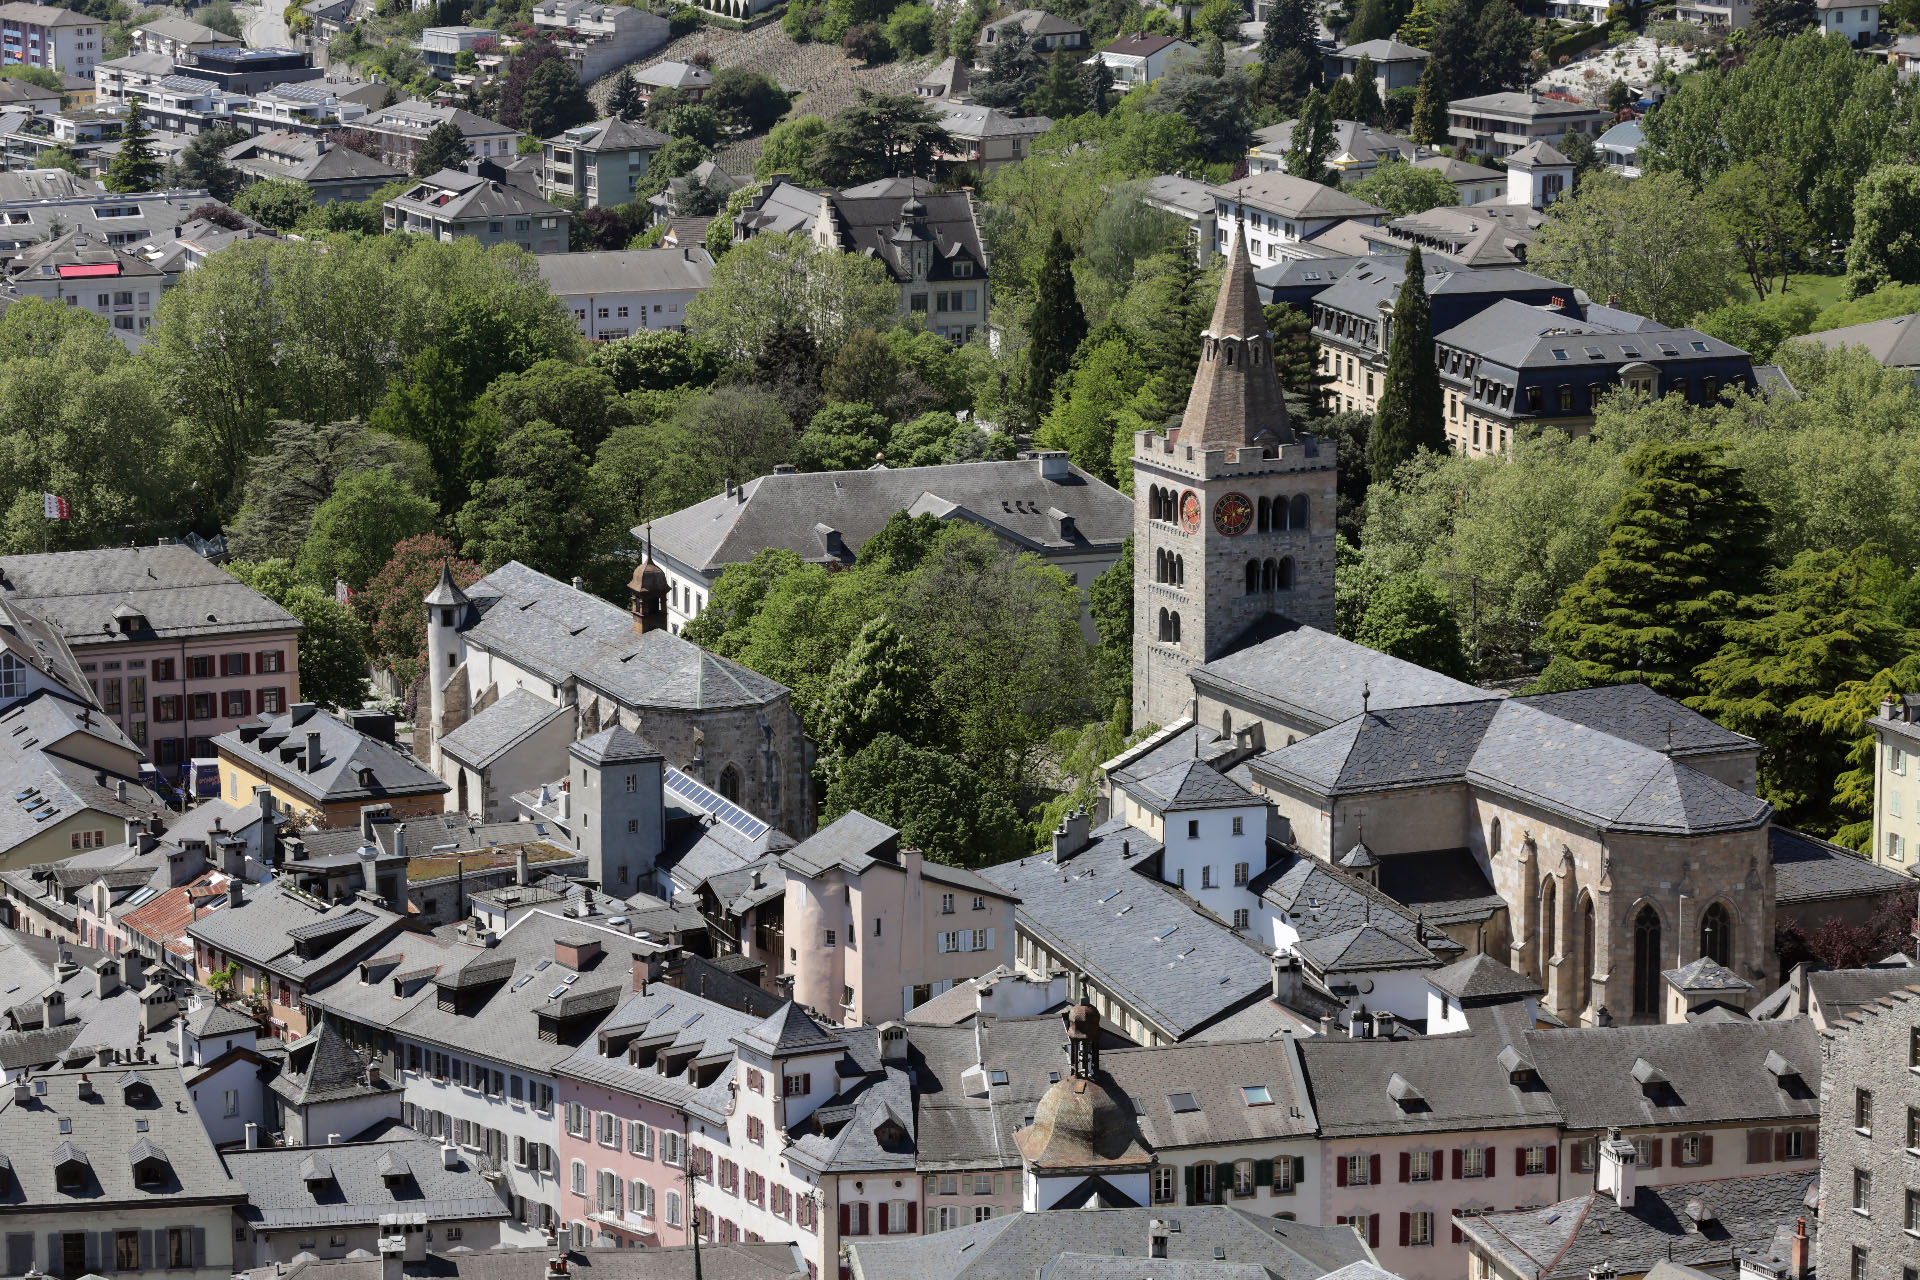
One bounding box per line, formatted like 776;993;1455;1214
1671;1137;1684;1167
1545;1144;1556;1175
858;1203;869;1236
1368;1216;1379;1250
1747;1131;1766;1164
1649;1140;1663;1168
1399;1214;1410;1248
1432;1151;1445;1182
906;1203;916;1234
1452;1149;1463;1180
1369;1154;1380;1185
1514;1147;1525;1176
838;1205;849;1236
878;1204;888;1236
1773;1132;1787;1162
1399;1152;1411;1183
1802;1130;1817;1161
1452;1221;1463;1245
1700;1134;1713;1165
1336;1158;1348;1187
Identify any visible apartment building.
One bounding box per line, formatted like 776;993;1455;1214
1446;91;1611;158
541;117;666;207
384;168;570;253
1816;980;1919;1280
213;703;447;828
1866;693;1920;877
538;246;711;341
4;231;165;348
1208;172;1384;264
528;0;667;82
0;3;102;76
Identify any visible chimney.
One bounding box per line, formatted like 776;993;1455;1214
442;1144;460;1169
879;1022;907;1063
1348;1007;1370;1038
115;778;127;803
1596;1126;1639;1208
360;805;383;840
327;1132;341;1145
42;990;65;1028
124;816;142;847
227;879;244;908
516;848;530;886
365;1063;382;1087
11;1078;28;1105
1594;1004;1613;1028
1270;949;1300;1005
1149;1220;1170;1260
1318;1012;1338;1037
123;950;145;992
1882;695;1898;722
572;576;584;591
306;731;322;772
1052;808;1090;862
379;1238;404;1280
1373;1010;1394;1038
94;959;120;1000
75;1073;93;1100
1789;1218;1809;1280
244;1122;259;1150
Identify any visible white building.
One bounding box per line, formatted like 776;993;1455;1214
1817;0;1881;44
536;247;710;341
0;3;104;76
1087;32;1194;87
3;230;165;348
1208;171;1385;264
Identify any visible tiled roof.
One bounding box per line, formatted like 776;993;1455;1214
218;704;446;805
1106;1036;1317;1150
778;811;899;878
270;1020;389;1106
1192;626;1482;733
187;882;405;983
1209;171;1384;222
462;561;787;711
1787;312;1920;368
1512;684;1753;760
242;1244;803;1280
1427;953;1541;1002
1663;956;1750;993
1127;757;1262;813
536;246;711;298
1374;847;1504;927
0;543;297;647
391;168;563;219
227;1133;513;1228
436;687;567;769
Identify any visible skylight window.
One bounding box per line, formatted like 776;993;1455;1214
1099;889;1121;903
1691;341;1709;352
1168;1092;1200;1113
988;1070;1009;1086
1155;926;1179;942
1242;1085;1273;1106
1551;349;1569;360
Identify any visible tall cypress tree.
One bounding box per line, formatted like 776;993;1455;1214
1368;246;1445;482
1408;57;1447;146
1352;54;1387;125
607;67;644;122
1544;442;1774;699
1024;228;1087;426
104;104;162;193
1287;88;1336;182
1259;0;1318;101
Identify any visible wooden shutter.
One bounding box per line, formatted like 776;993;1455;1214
1189;1164;1202;1200
43;1237;56;1277
1398;1214;1410;1248
906;1203;917;1234
1747;1130;1769;1164
1399;1152;1410;1183
877;1203;889;1236
1452;1149;1463;1180
1369;1154;1380;1185
1292;1156;1306;1186
1335;1157;1347;1188
1452;1220;1463;1245
1671;1137;1684;1167
1255;1158;1273;1189
1514;1147;1525;1176
8;1233;34;1276
857;1203;869;1236
1432;1151;1445;1182
1368;1216;1379;1249
1700;1134;1714;1165
1648;1140;1662;1168
1545;1144;1556;1175
839;1204;850;1236
82;1231;96;1274
139;1230;155;1271
191;1229;206;1269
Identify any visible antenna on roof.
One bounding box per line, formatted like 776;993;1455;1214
1361;682;1370;715
1665;721;1674;752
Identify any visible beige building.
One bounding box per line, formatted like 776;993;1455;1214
779;810;1017;1024
1866;693;1920;875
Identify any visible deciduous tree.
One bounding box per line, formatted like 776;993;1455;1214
1529;171;1742;325
357;534;482;691
226;559;372;710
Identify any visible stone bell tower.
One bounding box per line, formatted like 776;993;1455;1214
1131;222;1338;732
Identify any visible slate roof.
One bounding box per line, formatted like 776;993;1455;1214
1257;700;1503;794
1312;260;1574;323
1413;154;1504;184
1256;119;1417;168
846;1206;1371;1280
982;821;1272;1042
0;751;160;858
1335;37;1428;60
978;8;1085;38
1521;1018;1821;1132
1507;139;1571;167
1798;967;1920;1025
648;459;1130;576
0;928;178;1071
1448;91;1609;119
302;929;452;1032
461;561;787;711
1374;847;1504;927
780;811;899;878
1436;299;1746;372
225;130;405;185
184;999;257;1040
1209;172;1384;222
1787;312;1920;368
435;687;567;769
226;1133;506;1229
734;1000;845;1059
1427;952;1542;1003
241;1244;803;1280
555;986;760;1105
366;100;517;139
571;725;659;766
1253;254;1360;304
1257;848;1456;966
1663;956;1750;994
817;186;987;286
1513;684;1754;761
0;544;300;648
1459;1169;1819;1280
136;14;236;44
1300;1001;1562;1137
390;168;563;220
1192;627;1482;733
934;101;1054;141
536;246;711;298
186;883;406;983
1105;1037;1317;1151
0;1065;244;1209
1099;32;1188;57
270;1020;390;1107
1127;757;1263;813
217;704;447;805
547;116;669;151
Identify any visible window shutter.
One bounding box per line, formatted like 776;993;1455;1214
82;1231;96;1274
1293;1157;1306;1185
1189;1165;1202;1200
1802;1130;1817;1160
1773;1131;1788;1162
43;1238;56;1276
877;1204;889;1236
1452;1221;1463;1245
99;1233;115;1271
9;1233;34;1276
1747;1130;1767;1164
1545;1144;1556;1175
1700;1134;1713;1165
985;928;994;950
1649;1140;1662;1168
1671;1137;1683;1167
1335;1158;1346;1188
1255;1158;1273;1188
1369;1154;1380;1185
140;1230;155;1271
1398;1152;1410;1183
1398;1214;1410;1248
1368;1216;1379;1249
1432;1151;1445;1182
1452;1149;1463;1180
839;1204;850;1236
1514;1147;1525;1176
191;1229;206;1268
858;1203;870;1235
907;1203;917;1234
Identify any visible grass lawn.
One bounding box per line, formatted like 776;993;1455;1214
1744;271;1849;311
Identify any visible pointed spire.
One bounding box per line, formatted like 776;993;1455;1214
1177;215;1294;448
423;561;469;608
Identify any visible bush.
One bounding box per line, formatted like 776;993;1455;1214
843;21;889;61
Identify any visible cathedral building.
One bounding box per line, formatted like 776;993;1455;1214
1114;223;1794;1029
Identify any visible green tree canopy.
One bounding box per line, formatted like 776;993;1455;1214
227;558;373;711
1024;227;1088;424
104;104;162;193
1711;156;1814;300
822;733;1027;865
1348;158;1460;216
811;90;955;184
686;230;899;362
413;119;474;175
1354;572;1474;679
228;420;432;562
232;178;313;231
456;419;612;584
1528;171;1742;325
1286;88;1335;183
1844;164;1920;299
170;125;247;203
296;466;438;591
813;616;932;769
356;534;482;692
796;401;890;472
1370;247;1445;481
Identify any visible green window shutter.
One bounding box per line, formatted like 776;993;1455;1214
1293;1156;1306;1184
1255;1159;1273;1188
1183;1165;1196;1205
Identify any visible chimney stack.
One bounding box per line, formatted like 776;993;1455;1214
1149;1220;1170;1260
123;950;145;992
1789;1218;1809;1279
1052;808;1090;863
41;990;65;1028
516;848;530;886
244;1123;259;1150
306;731;322;773
1318;1012;1338;1038
227;879;244;908
94;959;119;1000
1596;1126;1638;1209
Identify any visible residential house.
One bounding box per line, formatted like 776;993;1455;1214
915;55;968;99
383;167;570;253
930;100;1051;173
1676;0;1756;26
1087;33;1194;87
0;929;180;1080
358;100;520;170
59;70;90;106
537;245;710;340
81;53;169;105
416;25;494;80
1595;119;1642;176
646;451;1130;637
0;701;163;877
232;81;371;136
223;130;403;203
777;810;1017;1024
175;46;323;96
1366;199;1545;267
0;74;58;111
0;542;304;776
1754;961;1920;1030
0;3;104;76
528;2;667;84
541;116;668;207
214;705;442;829
3;230;164;346
632;58;711;101
1310;256;1580;418
1141;174;1214;264
1814;979;1919;1280
300;0;358;41
975;9;1088;62
1502;139;1575;209
1817;0;1881;45
1412;155;1504;205
0;1066;249;1280
1208;172;1384;264
1785;315;1920;376
645;157;737;222
225;1132;509;1264
121;869;235;975
130;15;240;61
1248;119;1420;179
417;559;813;839
1324;38;1428;92
1445;91;1610;158
186;880;410;1037
1890;31;1920;77
382;913;661;1243
174;997;271;1145
735;180;990;342
1426;298;1754;456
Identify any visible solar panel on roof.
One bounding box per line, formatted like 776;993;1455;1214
664;766;768;839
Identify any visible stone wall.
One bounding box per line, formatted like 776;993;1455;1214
1817;983;1919;1280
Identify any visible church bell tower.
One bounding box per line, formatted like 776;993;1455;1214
1131;223;1338;732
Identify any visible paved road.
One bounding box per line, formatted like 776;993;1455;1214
238;1;292;50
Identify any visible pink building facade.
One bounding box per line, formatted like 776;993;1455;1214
556;1078;692;1247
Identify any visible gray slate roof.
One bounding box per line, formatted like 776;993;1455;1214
1769;825;1912;903
226;1133;507;1229
1663;956;1750;994
1521;1018;1821;1132
1106;1037;1317;1151
1127;757;1263;813
0;751;161;858
554;986;761;1106
462;561;787;711
0;1065;244;1209
1513;684;1754;761
216;705;447;805
1209;171;1384;222
1427;952;1542;1002
647;458;1130;577
780;810;899;878
0;544;300;647
1787;312;1920;368
242;1244;802;1280
846;1206;1370;1280
982;821;1272;1042
435;687;566;769
1434;298;1745;371
536;246;711;298
186;883;406;983
1192;626;1483;733
270;1020;390;1107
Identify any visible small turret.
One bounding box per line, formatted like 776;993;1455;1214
629;526;668;636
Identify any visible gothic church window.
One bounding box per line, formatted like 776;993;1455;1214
718;766;742;804
1700;902;1732;968
1632;905;1662;1018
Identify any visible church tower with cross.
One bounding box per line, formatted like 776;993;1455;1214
1131;224;1339;732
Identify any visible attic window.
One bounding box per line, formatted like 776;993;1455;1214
1241;1085;1272;1106
1551;349;1568;360
1691;341;1708;352
1168;1092;1200;1113
988;1070;1009;1086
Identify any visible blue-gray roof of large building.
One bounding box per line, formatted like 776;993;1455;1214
226;1133;507;1229
432;687;565;769
0;543;301;647
1770;825;1911;905
186;882;406;983
1512;683;1754;759
780;811;899;878
1434;298;1747;371
216;704;447;805
1191;626;1484;733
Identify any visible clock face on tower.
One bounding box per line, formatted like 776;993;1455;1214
1179;490;1202;534
1213;492;1254;537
